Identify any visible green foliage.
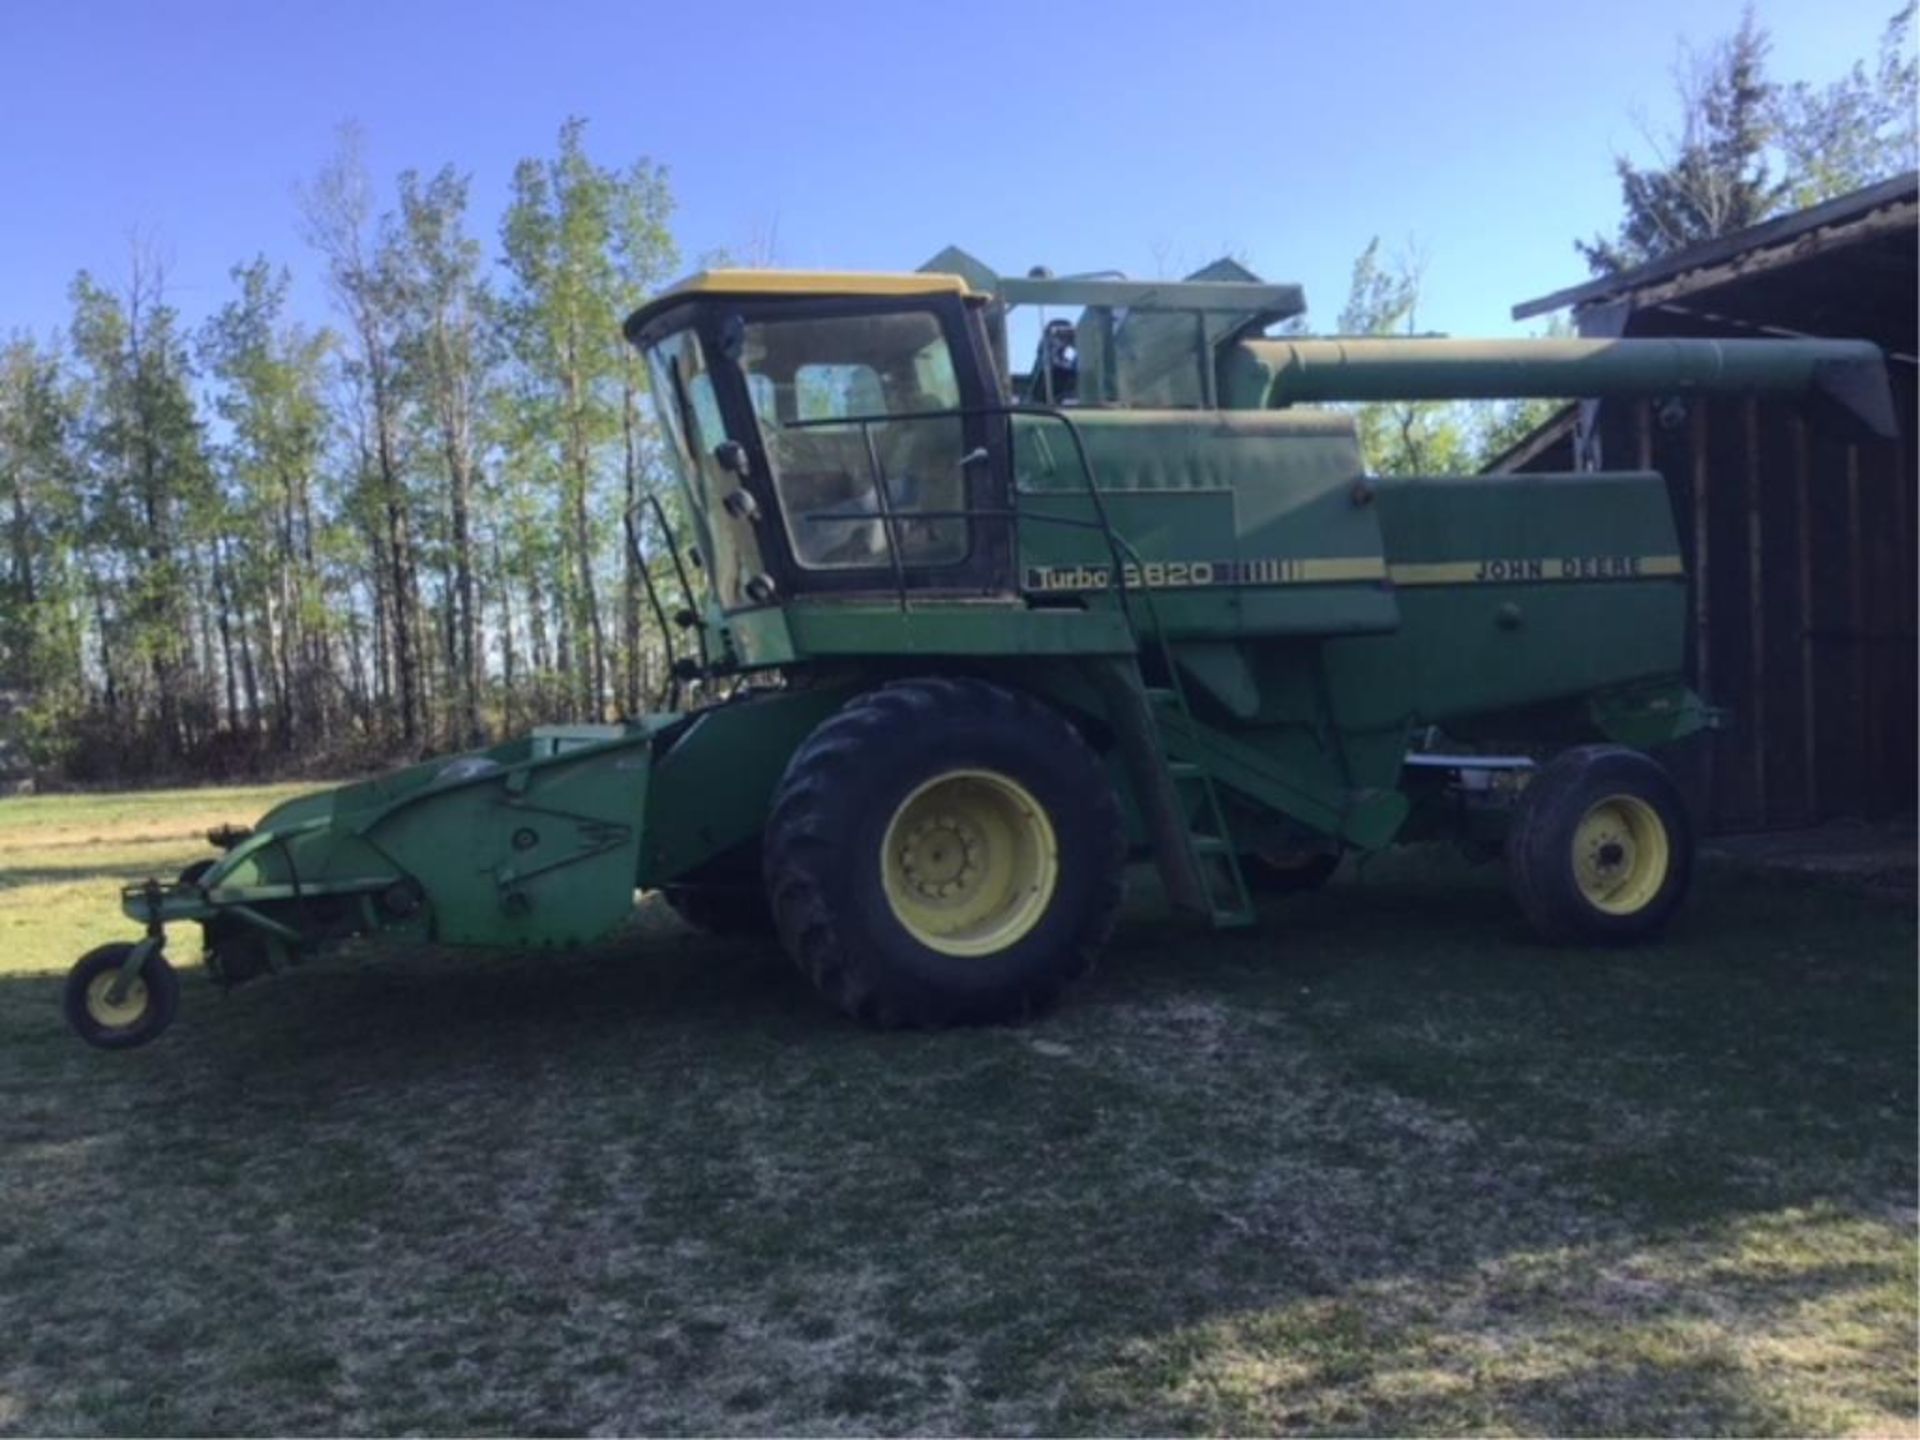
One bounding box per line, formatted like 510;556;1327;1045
1471;395;1570;468
1323;245;1573;476
1580;9;1784;275
2;116;689;780
199;257;337;743
391;166;492;744
499;119;679;718
1773;3;1918;209
1332;240;1475;477
0;335;86;761
1582;5;1917;275
63;262;218;768
1469;314;1575;471
500;121;625;712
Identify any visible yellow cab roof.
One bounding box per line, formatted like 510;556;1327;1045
624;269;975;335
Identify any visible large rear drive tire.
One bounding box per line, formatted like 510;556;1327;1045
764;677;1125;1027
1506;745;1693;945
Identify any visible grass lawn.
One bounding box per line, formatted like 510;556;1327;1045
0;783;1913;1435
0;783;323;973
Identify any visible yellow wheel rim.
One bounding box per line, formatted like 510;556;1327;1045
881;769;1059;956
1573;795;1671;915
84;970;150;1030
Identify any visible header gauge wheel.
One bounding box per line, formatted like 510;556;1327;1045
764;678;1124;1027
64;943;180;1050
1506;745;1693;945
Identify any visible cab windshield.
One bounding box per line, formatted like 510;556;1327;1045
739;310;969;570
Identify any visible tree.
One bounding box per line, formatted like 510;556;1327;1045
4;113;704;783
608;158;679;714
1334;239;1475;476
392;167;492;746
302;130;427;747
0;334;86;758
67;256;216;767
500;119;650;720
200;259;336;747
1772;3;1918;209
1579;8;1784;274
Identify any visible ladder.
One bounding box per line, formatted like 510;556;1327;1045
1035;407;1254;930
1088;656;1256;932
1145;684;1257;930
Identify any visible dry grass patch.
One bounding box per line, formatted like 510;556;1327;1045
0;782;319;975
0;790;1912;1435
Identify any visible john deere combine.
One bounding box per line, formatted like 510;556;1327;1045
65;256;1895;1047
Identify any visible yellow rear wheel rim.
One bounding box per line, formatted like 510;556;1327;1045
1573;795;1671;914
84;970;150;1030
881;769;1059;956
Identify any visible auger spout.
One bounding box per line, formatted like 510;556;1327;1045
1230;335;1897;439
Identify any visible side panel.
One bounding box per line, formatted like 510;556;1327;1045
1325;471;1689;728
363;734;654;948
637;684;859;886
217;730;656;934
1011;410;1400;638
1021;658;1411;854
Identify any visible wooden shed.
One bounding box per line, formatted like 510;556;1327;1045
1507;173;1917;833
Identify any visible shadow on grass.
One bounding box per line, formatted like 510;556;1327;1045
0;859;197;888
2;856;1912;1435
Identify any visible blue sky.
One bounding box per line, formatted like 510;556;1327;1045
0;0;1901;347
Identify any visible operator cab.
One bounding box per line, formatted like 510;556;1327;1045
623;271;1013;614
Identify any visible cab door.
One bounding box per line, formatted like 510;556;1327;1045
718;295;1012;600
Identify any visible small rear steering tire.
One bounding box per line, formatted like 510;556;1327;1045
1506;745;1692;944
63;943;180;1050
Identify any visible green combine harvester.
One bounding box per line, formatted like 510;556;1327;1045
65;257;1896;1048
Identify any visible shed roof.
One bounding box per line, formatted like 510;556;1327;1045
1513;172;1919;322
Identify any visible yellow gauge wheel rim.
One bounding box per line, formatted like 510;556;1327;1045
84;970;150;1030
881;769;1059;956
1573;795;1671;914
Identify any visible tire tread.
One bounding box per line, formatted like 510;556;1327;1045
1505;744;1692;945
764;677;1123;1027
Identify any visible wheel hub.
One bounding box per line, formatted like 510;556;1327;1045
1572;796;1670;915
84;971;149;1029
881;770;1059;956
898;815;985;900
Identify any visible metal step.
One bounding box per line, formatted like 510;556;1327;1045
1157;716;1255;928
1111;676;1253;928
